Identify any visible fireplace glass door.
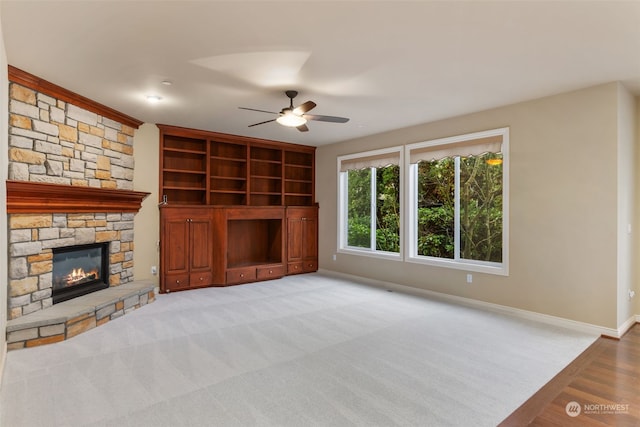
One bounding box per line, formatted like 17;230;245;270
52;242;109;303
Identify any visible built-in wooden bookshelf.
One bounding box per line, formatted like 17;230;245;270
157;125;318;293
284;151;314;206
158;125;315;207
249;145;283;206
210;141;247;205
160;134;208;205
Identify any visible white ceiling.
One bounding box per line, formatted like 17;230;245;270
2;1;639;147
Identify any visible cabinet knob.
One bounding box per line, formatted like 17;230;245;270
240;273;244;278
199;277;204;281
269;270;273;274
294;265;299;270
176;280;180;284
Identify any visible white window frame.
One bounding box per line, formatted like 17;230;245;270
405;127;509;275
337;146;403;261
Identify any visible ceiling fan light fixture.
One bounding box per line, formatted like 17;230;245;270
276;111;307;127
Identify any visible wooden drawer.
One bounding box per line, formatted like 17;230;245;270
303;260;318;272
164;273;190;291
287;261;304;275
257;265;285;280
226;267;256;284
190;271;212;287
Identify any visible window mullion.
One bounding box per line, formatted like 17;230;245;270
411;164;417;258
340;172;347;249
370;167;376;251
454;156;460;261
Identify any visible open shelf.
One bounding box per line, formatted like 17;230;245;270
162;188;206;205
163;136;207;153
249;146;282;207
227;218;283;268
159;125;315;207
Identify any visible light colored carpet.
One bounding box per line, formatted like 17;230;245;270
0;273;596;426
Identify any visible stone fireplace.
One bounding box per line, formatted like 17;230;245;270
6;66;151;334
8;208;139;319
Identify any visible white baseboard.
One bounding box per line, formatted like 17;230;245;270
318;269;632;338
617;315;638;338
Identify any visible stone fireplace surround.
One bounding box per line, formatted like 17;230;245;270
5;66;155;349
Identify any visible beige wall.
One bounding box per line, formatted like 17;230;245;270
317;83;624;329
133;123;160;286
616;85;637;327
0;10;8;373
636;97;640;317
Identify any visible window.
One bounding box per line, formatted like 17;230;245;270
336;128;508;275
338;147;402;257
407;128;508;274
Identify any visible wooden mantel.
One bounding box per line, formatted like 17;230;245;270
6;181;150;214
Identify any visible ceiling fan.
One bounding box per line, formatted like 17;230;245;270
239;90;349;132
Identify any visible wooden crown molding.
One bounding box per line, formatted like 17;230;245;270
157;124;317;153
6;181;150;214
8;65;143;129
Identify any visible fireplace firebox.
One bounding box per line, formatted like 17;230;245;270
52;242;110;304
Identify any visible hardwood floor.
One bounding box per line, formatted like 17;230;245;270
500;323;640;426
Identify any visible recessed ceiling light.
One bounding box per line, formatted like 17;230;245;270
161;80;172;86
146;95;162;103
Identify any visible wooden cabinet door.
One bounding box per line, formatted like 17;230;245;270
286;206;318;274
189;217;213;273
302;215;317;261
287;216;303;262
161;207;214;292
164;217;190;276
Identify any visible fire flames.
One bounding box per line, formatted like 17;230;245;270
65;267;99;286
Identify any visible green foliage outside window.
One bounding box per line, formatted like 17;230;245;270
347;165;400;253
417;158;455;258
417;153;502;262
345;151;501;262
347;168;371;248
459;154;503;262
375;165;400;252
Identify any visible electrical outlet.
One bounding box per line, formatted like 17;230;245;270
332;254;337;261
151;266;157;275
466;274;473;284
629;289;636;300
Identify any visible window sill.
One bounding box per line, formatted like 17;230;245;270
338;248;402;262
406;255;508;276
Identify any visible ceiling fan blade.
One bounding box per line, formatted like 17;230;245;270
296;124;309;132
303;114;349;123
248;119;276;127
239;107;279;115
293;101;316;115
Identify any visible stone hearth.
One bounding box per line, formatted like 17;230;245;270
6;282;155;350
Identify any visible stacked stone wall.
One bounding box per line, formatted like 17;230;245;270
8;213;135;319
8;83;135;188
7;82;138;320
